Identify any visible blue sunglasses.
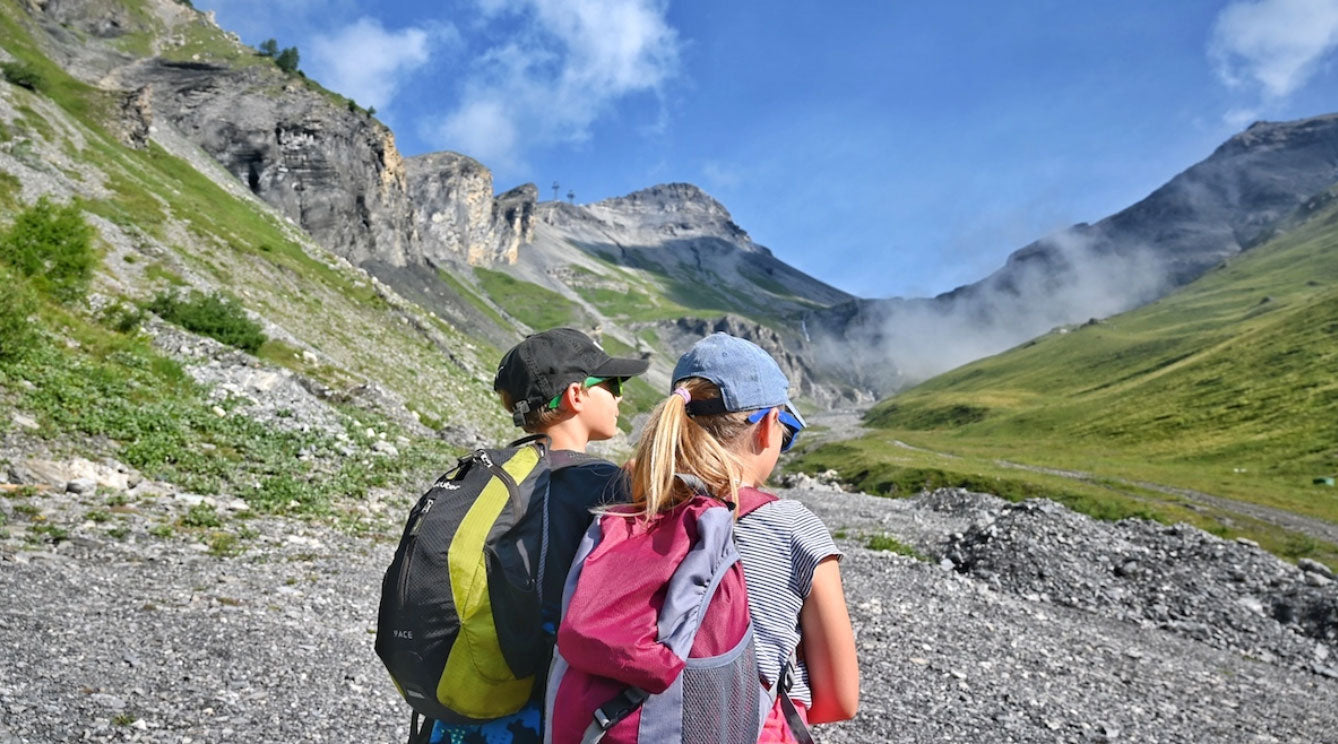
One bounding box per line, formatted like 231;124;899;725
746;408;804;453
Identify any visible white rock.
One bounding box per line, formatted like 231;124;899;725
10;412;38;430
372;441;399;457
211;406;227;418
68;458;130;491
65;478;96;494
1304;572;1333;587
1298;558;1335;579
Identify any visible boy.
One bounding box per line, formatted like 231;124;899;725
429;327;647;744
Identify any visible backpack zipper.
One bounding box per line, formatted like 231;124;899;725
479;451;525;521
398;497;434;608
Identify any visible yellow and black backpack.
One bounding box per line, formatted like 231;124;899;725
376;434;557;736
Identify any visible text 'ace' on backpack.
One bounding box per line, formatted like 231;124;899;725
543;482;774;744
376;434;558;726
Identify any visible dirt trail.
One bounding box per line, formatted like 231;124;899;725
993;458;1338;546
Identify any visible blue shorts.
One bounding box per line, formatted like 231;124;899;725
428;704;541;744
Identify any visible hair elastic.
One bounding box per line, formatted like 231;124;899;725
672;387;691;404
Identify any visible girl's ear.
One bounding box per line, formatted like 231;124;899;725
755;408;781;452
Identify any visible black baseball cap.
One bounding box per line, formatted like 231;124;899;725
494;328;648;426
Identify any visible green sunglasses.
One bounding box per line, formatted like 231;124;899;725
547;376;624;409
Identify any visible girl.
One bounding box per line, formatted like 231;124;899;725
629;332;859;741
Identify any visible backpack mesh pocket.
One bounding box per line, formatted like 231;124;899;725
680;633;761;744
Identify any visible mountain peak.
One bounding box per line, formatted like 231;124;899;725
597;182;730;215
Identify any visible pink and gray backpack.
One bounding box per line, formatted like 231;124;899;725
543;481;774;744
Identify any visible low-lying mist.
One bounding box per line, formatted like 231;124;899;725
810;227;1174;396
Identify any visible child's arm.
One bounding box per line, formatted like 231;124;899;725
797;556;859;723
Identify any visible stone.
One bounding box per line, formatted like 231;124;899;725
1297;558;1335;580
65;478;96;494
10;413;38;431
1303;572;1332;587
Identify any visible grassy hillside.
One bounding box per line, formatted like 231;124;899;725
796;188;1338;566
0;0;513;545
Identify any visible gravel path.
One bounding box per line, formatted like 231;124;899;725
2;481;1337;743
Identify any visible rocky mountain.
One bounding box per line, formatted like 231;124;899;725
28;0;1338;407
811;113;1338;392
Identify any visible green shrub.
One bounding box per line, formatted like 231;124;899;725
0;198;96;302
98;301;146;334
274;47;300;74
1;61;43;92
865;533;928;560
182;503;222;528
257;39;278;58
147;290;266;352
0;270;39;361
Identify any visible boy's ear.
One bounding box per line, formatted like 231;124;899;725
559;382;585;413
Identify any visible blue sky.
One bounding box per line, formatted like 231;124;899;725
194;0;1338;299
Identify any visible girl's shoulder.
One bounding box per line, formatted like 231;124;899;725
741;489;826;526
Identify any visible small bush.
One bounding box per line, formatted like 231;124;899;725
182;503;222;528
208;531;241;556
257;39;278;58
0;270;39;362
99;301;146;334
147;290;266;352
274;46;300;74
1;61;43;92
865;533;928;560
0;198;96;302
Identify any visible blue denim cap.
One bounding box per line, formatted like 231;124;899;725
671;333;808;428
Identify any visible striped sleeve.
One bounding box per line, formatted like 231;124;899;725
786;502;843;599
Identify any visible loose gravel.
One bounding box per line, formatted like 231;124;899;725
2;478;1337;743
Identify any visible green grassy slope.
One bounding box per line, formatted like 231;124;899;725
0;1;511;532
797;188;1338;565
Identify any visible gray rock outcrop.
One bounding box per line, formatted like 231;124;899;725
405;151;536;266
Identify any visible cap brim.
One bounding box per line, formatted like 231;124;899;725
592;356;649;379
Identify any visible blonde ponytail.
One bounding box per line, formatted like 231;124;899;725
627;378;756;520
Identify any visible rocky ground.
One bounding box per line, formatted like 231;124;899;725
2;470;1337;744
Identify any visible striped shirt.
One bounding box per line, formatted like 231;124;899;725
735;490;843;705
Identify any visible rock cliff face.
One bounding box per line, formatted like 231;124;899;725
405;152;536;266
23;0;537;272
123;61;419;266
646;315;873;409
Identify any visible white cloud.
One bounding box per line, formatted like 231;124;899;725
1222;106;1262;129
423;0;680;166
1209;0;1338;99
702;161;741;189
307;17;446;112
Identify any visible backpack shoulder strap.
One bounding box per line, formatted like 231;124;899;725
548;449;608;471
736;487;779;519
776;661;815;744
